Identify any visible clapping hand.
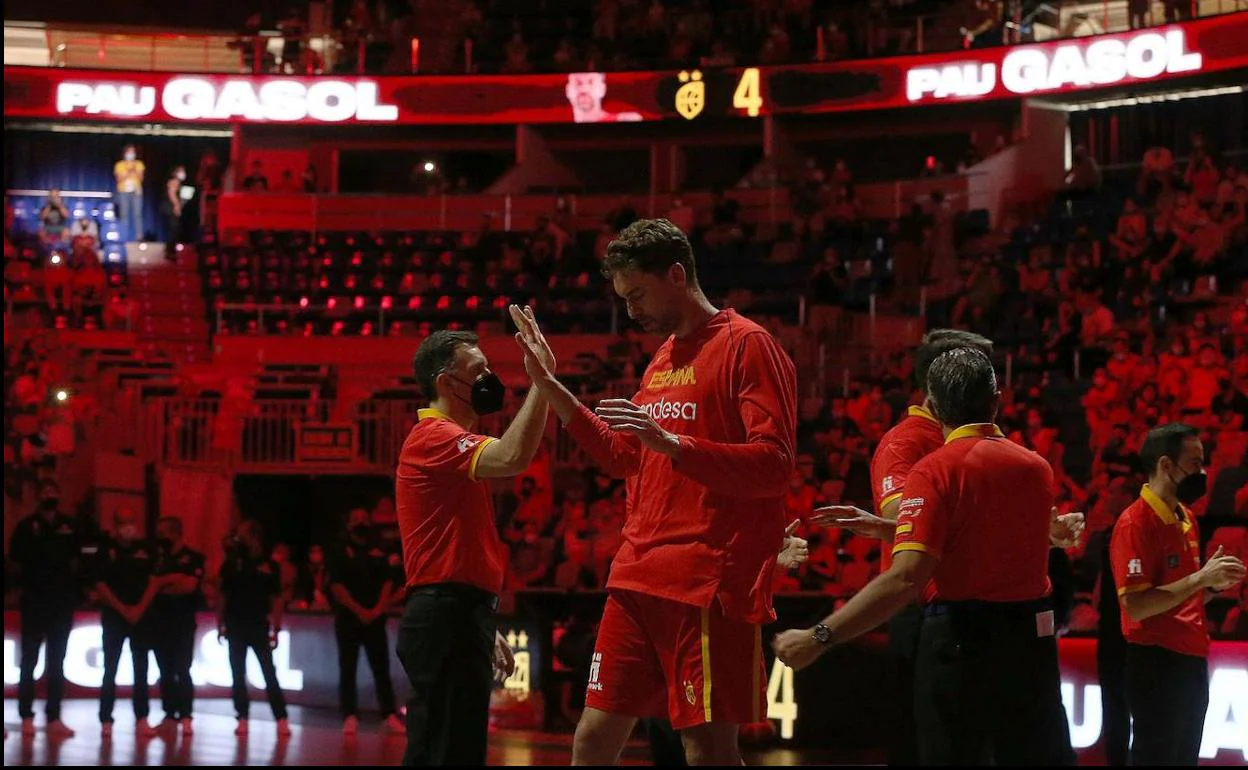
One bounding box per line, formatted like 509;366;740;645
1050;510;1086;549
594;399;681;455
510;304;556;381
777;520;809;570
811;505;895;541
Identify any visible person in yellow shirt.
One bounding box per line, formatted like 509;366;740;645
113;145;145;242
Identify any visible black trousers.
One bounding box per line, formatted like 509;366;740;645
1097;629;1130;767
99;611;151;723
914;600;1073;766
1126;644;1208;766
153;610;197;721
396;583;497;766
227;621;289;720
643;718;688;766
335;613;398;718
18;603;74;721
887;601;924;766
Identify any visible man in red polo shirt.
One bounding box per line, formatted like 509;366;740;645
1110;423;1246;766
814;328;991;766
774;347;1073;765
817;329;991;764
394;308;552;766
513;219;797;765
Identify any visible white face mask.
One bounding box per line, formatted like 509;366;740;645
125;152;136;161
176;172;186;181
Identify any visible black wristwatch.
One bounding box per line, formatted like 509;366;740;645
812;623;832;645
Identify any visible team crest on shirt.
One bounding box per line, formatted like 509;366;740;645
882;476;896;494
1127;558;1143;576
1167;554;1180;569
684;680;697;706
457;436;477;454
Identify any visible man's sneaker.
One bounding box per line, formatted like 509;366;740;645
342;716;358;736
234;720;249;737
383;714;405;734
20;719;34;737
276;719;292;737
136;720;158;739
100;722;113;739
180;718;194;737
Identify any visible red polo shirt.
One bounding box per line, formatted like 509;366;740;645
395;408;505;596
1110;485;1208;658
871;405;944;572
893;424;1054;604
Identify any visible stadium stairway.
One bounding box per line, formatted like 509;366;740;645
124;244;212;365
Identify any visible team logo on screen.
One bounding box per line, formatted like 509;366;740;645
675;71;705;120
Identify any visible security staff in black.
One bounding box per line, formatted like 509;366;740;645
219;519;290;736
96;507;158;737
150;516;205;736
329;508;401;735
9;479;80;738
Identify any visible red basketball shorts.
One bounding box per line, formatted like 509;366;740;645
584;589;765;729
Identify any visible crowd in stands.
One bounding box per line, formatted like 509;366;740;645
5;122;1246;637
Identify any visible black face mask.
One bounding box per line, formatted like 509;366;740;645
448;371;505;416
1171;468;1208;506
40;498;59;511
348;524;369;540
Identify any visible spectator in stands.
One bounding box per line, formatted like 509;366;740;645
808;247;847;340
242;161;269;191
69;216;99;254
275;170;301;193
1061;145;1102;202
1127;0;1148;28
38;190;70;250
162;166;188;260
1139;143;1176;199
114;145;146;242
666;194;695;233
303;163;319;193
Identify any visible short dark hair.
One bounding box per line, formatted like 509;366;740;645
601;219;697;284
914;329;994;391
927;347;999;428
413;330;479;400
1139;423;1200;477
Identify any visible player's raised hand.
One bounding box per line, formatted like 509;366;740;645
595;399;681;456
510;304;556;380
811;505;894;541
777;520;809;570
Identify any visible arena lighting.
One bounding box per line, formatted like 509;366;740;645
49;254;62;265
906;28;1202;102
423;161;436;173
54;389;69;402
55;78;400;123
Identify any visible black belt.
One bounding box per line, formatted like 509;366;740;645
923;596;1053;620
405;582;500;612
